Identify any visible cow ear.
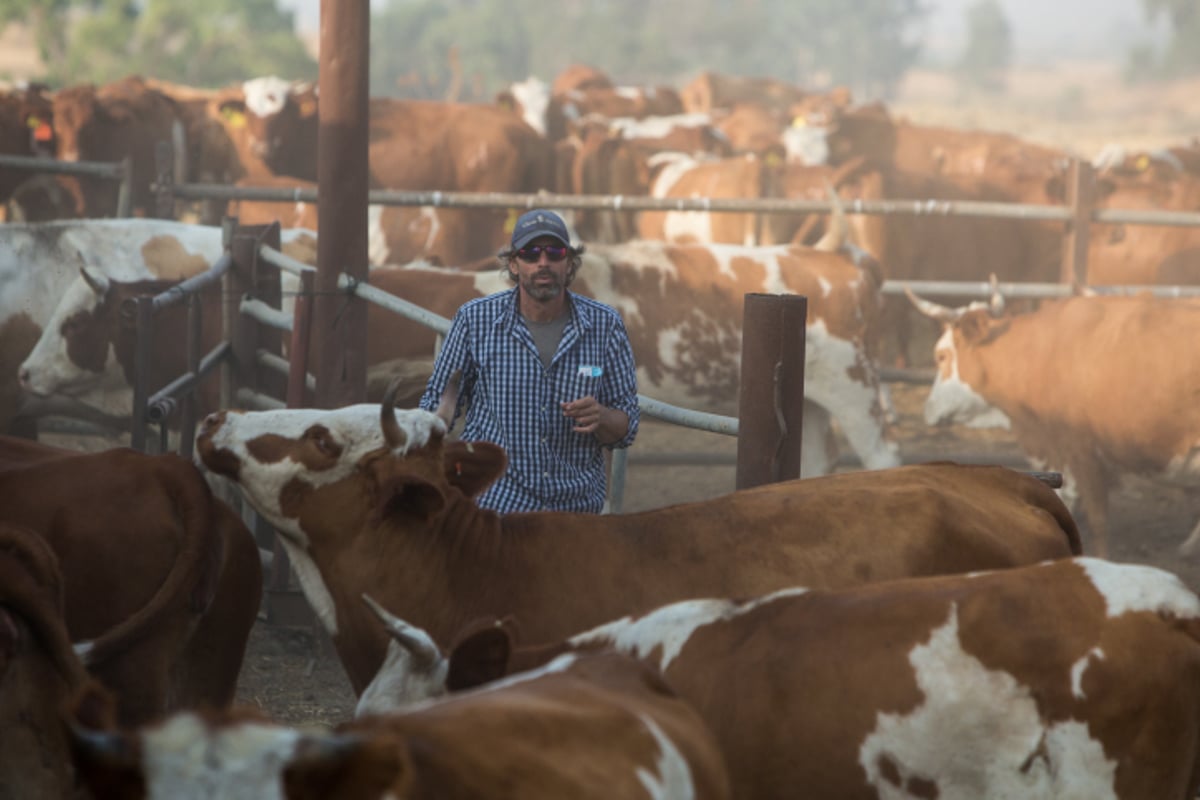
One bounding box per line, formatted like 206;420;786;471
446;619;515;691
283;734;410;800
443;441;507;498
956;311;992;345
376;475;446;524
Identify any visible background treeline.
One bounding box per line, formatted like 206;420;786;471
0;0;1195;95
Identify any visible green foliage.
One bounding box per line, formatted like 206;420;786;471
955;0;1012;92
5;0;316;88
370;0;927;101
1126;0;1200;80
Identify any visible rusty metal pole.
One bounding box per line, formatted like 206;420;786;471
1060;159;1095;288
736;293;807;490
312;0;370;409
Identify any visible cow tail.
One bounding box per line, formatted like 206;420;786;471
78;454;222;667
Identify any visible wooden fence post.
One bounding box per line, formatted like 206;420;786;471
1060;159;1096;287
736;293;807;489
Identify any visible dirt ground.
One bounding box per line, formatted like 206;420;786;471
231;380;1200;728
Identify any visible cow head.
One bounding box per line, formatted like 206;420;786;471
354;593;450;717
906;283;1012;430
194;379;506;548
238;77;317;175
18;266;120;399
49;84;99;163
68;680;393;800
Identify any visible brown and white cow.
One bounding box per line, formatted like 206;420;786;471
909;289;1200;557
194;385;1079;694
15;223;318;423
67;651;731;800
0;437;262;725
363;557;1200;800
0;521;90;798
350;227;896;476
0;218;247;432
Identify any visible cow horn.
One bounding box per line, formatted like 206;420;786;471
79;265;110;297
987;274;1006;317
361;594;441;669
814;180;846;252
905;287;962;323
380;377;408;449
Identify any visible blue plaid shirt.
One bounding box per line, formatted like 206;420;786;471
419;287;640;513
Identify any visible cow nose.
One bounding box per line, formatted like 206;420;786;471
16;365;31;390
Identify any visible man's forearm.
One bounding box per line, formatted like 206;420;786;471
594;407;630;445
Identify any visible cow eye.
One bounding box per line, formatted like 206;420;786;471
305;427;342;458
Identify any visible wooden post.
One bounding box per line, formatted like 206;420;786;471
312;0;370;409
1060;159;1095;288
736;293;807;490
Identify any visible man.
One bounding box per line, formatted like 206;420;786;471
418;209;640;513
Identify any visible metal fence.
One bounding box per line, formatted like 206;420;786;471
0;152;134;218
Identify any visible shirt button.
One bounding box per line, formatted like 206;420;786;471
543;472;549;478
541;436;547;443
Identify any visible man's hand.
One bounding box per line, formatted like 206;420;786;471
561;397;629;444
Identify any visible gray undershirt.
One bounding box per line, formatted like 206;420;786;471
524;314;568;369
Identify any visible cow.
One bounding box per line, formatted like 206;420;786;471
347;222;896;477
0;218;244;432
362;557;1200;800
0;81;55;209
194;381;1080;695
66;651;731;800
637;152;792;246
557;85;686;121
0;521;90;798
908;288;1200;558
1076;164;1200;287
680;71;809;115
0;436;262;726
551;63;615;95
50;75;187;218
224;174;508;267
495;76;570;142
14;222;319;424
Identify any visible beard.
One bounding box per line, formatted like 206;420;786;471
521;269;565;302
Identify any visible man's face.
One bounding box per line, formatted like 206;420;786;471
510;235;571;302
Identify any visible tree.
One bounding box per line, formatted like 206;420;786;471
368;0;926;101
1128;0;1200;79
0;0;317;87
956;0;1012;92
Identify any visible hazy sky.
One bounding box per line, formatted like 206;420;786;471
278;0;1157;65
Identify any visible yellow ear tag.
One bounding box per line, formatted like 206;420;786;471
26;115;40;129
504;209;519;234
765;150;783;167
222;109;247;128
791;116;807;128
298;99;316;116
1135;154;1150;171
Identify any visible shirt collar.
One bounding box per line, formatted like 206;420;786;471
494;288;591;333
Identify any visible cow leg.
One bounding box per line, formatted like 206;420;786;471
1069;459;1113;558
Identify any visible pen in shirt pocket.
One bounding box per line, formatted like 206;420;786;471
566;364;603;403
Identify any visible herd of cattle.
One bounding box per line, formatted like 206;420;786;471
2;64;1200;797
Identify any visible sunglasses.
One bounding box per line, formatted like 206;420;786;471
515;245;569;263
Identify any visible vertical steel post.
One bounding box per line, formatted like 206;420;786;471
115;155;133;218
130;296;154;452
1060;159;1095;288
736;293;807;490
312;0;370;409
178;292;202;460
